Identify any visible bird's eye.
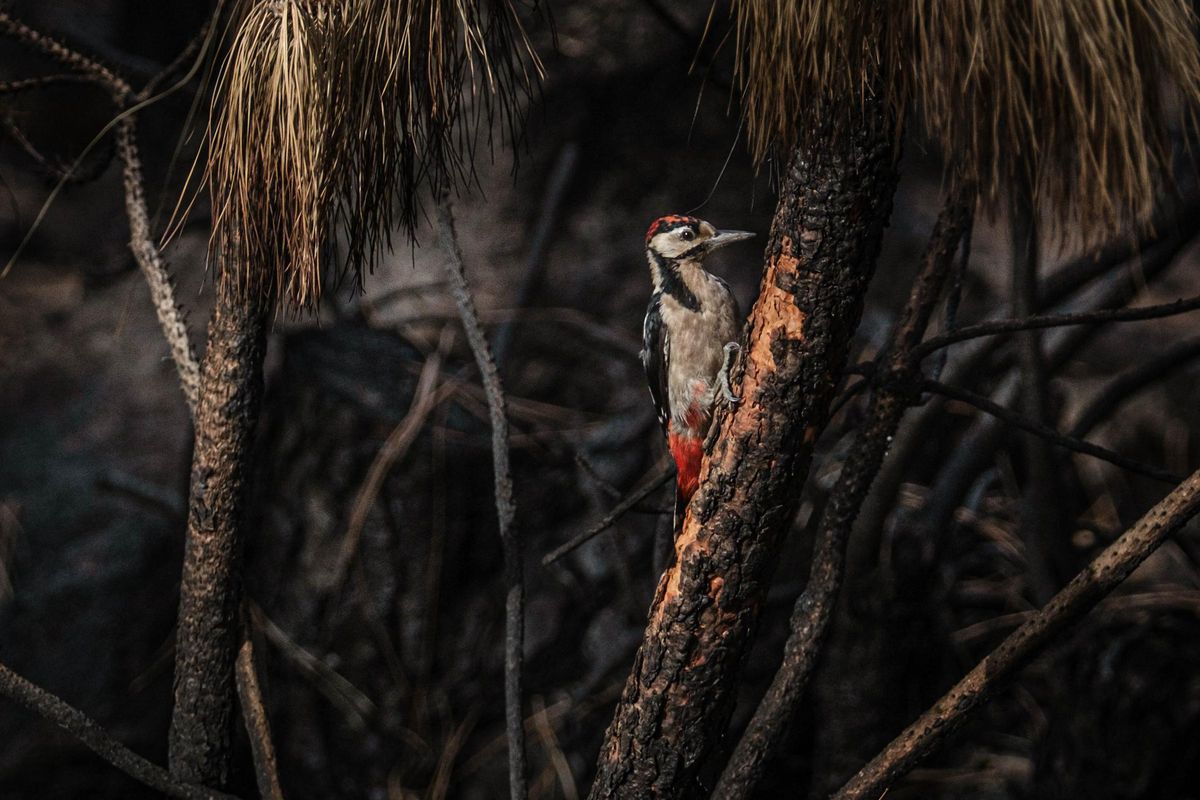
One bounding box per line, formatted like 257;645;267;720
680;229;694;241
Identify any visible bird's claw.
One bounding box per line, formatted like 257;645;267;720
718;342;741;405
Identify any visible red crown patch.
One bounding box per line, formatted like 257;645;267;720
645;215;699;245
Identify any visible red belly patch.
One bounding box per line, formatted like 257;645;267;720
668;428;704;502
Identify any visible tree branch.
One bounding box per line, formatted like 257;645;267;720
922;379;1180;484
587;96;899;798
235;633;284;800
170;286;271;788
0;8;202;411
0;11;285;792
436;200;528;800
911;294;1200;362
543;464;674;566
116;119;201;413
832;466;1200;800
1069;335;1200;439
713;186;974;799
0;660;242;800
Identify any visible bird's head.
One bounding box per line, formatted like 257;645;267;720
644;215;755;262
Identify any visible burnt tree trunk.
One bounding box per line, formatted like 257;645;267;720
587;104;899;798
169;287;270;788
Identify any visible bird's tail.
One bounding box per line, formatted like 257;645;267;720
673;488;687;535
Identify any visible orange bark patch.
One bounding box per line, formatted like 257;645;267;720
653;240;809;619
745;251;806;383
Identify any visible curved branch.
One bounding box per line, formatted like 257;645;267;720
0;9;202;411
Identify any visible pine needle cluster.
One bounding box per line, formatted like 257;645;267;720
731;0;1200;231
207;0;542;309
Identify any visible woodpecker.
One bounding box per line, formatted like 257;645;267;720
640;214;754;527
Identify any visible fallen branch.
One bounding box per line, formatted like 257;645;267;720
0;660;241;800
437;199;528;800
832;465;1200;800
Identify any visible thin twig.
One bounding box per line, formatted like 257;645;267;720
1010;186;1061;603
0;11;132;99
833;466;1200;800
923;379;1181;484
1069;335;1200;439
852;222;1196;564
885;228;1196;585
436;199;527;800
492;142;580;370
117;119;201;412
138;1;224;101
326;345;449;592
249;603;376;729
0;73;99;94
543;463;674;566
235;632;284;800
911;294;1200;362
714;188;974;799
532;696;580;800
0;660;241;800
0;9;203;410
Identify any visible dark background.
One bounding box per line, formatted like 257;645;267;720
3;2;1200;798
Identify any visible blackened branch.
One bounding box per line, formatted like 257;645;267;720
0;660;242;800
436;199;528;800
923;379;1181;484
911;294;1200;362
833;466;1200;800
714;186;975;799
543;464;674;566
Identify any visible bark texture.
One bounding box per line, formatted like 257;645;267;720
587;106;898;799
713;194;973;799
169;289;270;788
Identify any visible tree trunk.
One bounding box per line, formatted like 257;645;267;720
169;286;270;788
587;104;898;798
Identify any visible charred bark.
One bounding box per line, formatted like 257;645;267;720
587;104;898;799
169;287;270;788
713;192;974;799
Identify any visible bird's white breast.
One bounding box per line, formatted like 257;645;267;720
660;272;738;433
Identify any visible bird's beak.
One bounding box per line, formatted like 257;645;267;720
707;229;756;251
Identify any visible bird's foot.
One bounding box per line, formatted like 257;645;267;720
718;342;741;405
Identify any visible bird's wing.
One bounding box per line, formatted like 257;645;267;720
641;293;670;433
